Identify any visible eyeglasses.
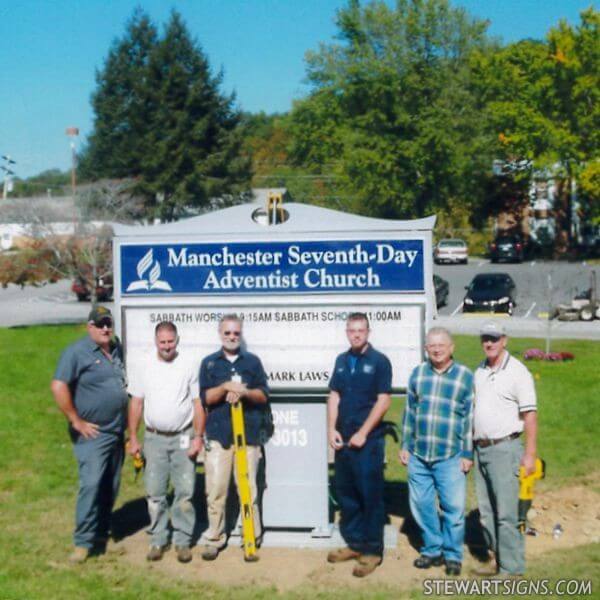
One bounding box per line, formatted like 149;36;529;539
93;319;113;329
222;330;241;337
481;335;501;343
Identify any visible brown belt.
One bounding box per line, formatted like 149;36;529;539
145;421;192;437
475;432;520;448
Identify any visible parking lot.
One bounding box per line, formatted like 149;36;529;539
1;261;599;339
434;258;598;319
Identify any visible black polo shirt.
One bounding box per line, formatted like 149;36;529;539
199;349;271;448
53;335;128;434
329;344;392;440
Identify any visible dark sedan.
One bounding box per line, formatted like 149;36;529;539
434;274;449;308
489;235;524;263
463;273;516;315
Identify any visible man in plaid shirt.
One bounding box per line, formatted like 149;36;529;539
400;327;474;576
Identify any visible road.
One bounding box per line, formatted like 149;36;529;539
0;280;113;328
0;262;598;339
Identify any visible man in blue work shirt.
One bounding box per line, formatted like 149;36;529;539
400;327;474;576
51;306;128;564
327;312;392;578
198;313;272;561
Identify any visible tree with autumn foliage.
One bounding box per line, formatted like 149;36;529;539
0;182;137;305
470;7;599;248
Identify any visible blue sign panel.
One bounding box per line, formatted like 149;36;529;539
120;240;424;295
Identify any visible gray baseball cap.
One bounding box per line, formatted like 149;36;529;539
479;321;506;338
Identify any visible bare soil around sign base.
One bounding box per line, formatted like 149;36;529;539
110;474;600;592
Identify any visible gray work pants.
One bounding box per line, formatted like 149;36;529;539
72;430;124;549
475;437;525;575
144;427;196;548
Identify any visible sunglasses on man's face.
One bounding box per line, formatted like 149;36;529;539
222;330;241;337
93;319;113;329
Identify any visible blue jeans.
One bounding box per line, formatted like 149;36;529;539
408;452;466;563
72;431;124;549
334;436;385;556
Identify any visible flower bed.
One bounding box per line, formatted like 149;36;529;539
523;349;575;361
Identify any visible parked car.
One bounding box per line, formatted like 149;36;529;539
489;235;524;263
434;239;468;264
72;276;113;302
463;273;516;315
433;274;449;308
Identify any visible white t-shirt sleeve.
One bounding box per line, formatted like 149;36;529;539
188;359;200;401
127;361;146;399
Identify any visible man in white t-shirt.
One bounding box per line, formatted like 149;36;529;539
128;321;205;563
473;321;537;576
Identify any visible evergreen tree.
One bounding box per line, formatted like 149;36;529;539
80;9;251;220
138;11;251;221
79;8;158;180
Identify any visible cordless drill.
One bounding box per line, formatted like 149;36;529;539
133;452;146;481
125;440;146;481
518;458;545;533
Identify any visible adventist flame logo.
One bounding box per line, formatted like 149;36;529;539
126;249;172;292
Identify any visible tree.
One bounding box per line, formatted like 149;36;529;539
471;8;599;248
79;10;252;221
0;181;138;305
137;12;251;221
288;0;494;219
11;169;70;197
579;160;600;222
79;8;158;181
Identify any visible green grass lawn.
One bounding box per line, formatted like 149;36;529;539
0;325;598;598
385;334;600;487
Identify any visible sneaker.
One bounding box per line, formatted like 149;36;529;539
327;547;361;563
352;554;382;577
201;545;219;561
445;560;462;576
146;545;166;562
175;546;192;563
413;554;444;569
68;546;89;564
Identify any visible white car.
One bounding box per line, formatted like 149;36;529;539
434;239;468;264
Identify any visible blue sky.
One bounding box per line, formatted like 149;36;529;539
0;0;594;179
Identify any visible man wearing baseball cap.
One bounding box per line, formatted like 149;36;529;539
50;307;128;563
473;321;538;576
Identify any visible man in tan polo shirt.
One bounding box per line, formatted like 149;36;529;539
473;321;538;576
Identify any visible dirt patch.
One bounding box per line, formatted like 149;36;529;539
524;474;600;555
108;475;600;592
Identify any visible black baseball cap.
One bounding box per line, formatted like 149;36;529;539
88;306;113;325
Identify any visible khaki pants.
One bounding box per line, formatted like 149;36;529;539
201;440;262;548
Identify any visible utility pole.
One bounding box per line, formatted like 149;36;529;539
65;127;79;235
1;155;16;199
65;127;79;198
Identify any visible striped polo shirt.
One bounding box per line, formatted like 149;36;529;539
473;351;537;441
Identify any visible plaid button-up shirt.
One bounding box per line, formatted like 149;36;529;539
401;360;474;462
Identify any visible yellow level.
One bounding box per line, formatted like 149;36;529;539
231;401;259;561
